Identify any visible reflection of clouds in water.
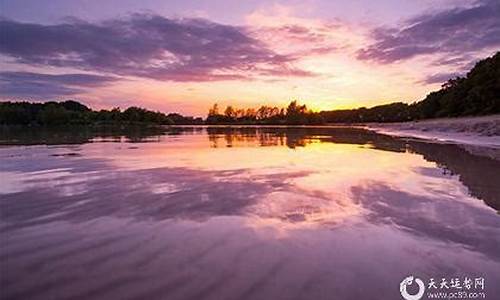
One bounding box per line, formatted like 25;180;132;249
1;127;500;300
1;128;499;254
0;168;102;196
1;136;498;237
351;182;500;261
3;126;497;210
3;159;497;265
247;191;363;229
151;183;181;194
0;167;269;230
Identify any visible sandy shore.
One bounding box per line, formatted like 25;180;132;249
364;114;500;148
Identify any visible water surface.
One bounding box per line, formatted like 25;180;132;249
1;126;499;300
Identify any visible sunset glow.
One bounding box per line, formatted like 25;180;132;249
1;0;499;116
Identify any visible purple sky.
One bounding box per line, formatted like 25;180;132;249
1;0;499;115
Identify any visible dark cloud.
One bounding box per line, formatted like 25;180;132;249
357;0;500;63
0;14;312;82
0;71;118;98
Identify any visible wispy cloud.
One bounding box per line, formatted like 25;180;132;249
419;72;463;85
245;5;365;60
0;14;312;82
0;71;118;98
252;24;339;58
357;0;500;63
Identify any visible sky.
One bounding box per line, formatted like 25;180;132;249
0;0;499;116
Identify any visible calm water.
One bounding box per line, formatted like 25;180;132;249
1;126;499;300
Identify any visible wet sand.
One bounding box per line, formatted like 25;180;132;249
365;114;500;150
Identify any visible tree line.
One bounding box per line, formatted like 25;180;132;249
1;52;498;126
206;100;323;125
0;100;203;126
208;51;499;124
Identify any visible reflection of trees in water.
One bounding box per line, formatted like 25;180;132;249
206;127;389;149
0;126;206;145
205;126;500;211
206;126;408;150
207;127;287;148
408;142;500;211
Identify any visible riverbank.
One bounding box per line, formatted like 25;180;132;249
364;115;500;160
364;115;500;147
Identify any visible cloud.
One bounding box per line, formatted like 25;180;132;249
0;71;118;98
262;24;331;44
0;14;312;82
419;72;462;85
246;5;363;60
357;0;500;63
253;24;339;58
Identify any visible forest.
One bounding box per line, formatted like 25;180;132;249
0;101;203;126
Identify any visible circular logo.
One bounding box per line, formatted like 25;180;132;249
400;276;425;300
